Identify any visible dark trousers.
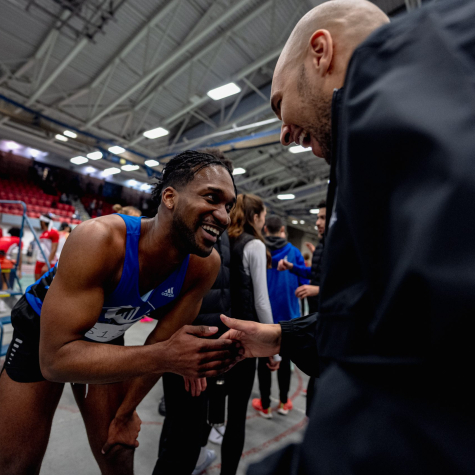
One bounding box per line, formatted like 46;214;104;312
257;356;291;409
153;357;256;475
153;372;208;475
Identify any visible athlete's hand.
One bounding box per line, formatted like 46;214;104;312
184;376;207;397
295;285;320;299
277;259;293;271
219;315;282;359
163;325;244;378
102;410;141;455
41;263;48;274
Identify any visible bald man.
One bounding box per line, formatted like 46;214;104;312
220;0;475;473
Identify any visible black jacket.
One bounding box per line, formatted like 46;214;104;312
307;238;324;313
230;232;258;323
250;1;475;473
193;231;231;337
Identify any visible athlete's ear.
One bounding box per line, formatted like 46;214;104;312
162;187;176;209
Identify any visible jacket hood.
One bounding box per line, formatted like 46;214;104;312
265;235;288;251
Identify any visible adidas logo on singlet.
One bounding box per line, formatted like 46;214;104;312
161;287;174;298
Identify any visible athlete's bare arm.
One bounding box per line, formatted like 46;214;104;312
101;249;236;453
39;216;237;384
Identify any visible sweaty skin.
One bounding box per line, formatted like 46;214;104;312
0;165;239;475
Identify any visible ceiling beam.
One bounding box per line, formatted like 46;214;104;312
85;0;258;128
56;0;181;108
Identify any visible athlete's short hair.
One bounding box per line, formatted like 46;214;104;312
266;215;284;235
199;148;234;173
151;150;236;205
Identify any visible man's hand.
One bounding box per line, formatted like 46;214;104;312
267;356;280;371
277;259;293;272
162;325;244;378
41;263;48;274
102;410;141;455
219;315;281;358
305;242;316;254
295;285;320;299
184;376;207;397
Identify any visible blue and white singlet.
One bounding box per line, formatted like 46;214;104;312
24;214;190;342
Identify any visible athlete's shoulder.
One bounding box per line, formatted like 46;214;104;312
61;215;126;261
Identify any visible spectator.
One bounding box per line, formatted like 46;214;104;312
252;215;308;418
34;214;59;280
277;201;326;313
0;227;23;290
56;222;71;261
121;206;141;217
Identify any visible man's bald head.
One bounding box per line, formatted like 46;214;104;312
279;0;389;74
271;0;389;161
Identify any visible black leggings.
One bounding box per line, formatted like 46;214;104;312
153;357;256;475
257;356;291;409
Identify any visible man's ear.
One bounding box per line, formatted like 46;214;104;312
309;29;333;76
264;225;269;235
280;226;286;234
162;187;176;209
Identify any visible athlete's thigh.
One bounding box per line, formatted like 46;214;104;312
0;370;64;475
72;381;134;475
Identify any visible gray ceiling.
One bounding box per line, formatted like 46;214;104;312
0;0;418;229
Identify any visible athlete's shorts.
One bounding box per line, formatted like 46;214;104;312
1;297;125;383
34;261;55;275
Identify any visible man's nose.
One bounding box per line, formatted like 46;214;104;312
214;206;230;227
281;124;293;146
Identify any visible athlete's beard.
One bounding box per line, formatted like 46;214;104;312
172;210;212;258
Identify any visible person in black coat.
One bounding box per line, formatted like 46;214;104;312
153;231;232;475
220;1;475;474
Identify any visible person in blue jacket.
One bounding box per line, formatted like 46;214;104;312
252;215;308;417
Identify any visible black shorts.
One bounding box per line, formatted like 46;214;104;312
2;298;125;384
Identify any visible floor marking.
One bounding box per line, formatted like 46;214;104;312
202;368;307;474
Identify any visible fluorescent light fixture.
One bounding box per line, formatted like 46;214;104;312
300;220;305;224
310;209;319;214
143;127;169;139
145;159;159;167
292;220;298;224
70;156;88;165
28;148;42;158
121;164;140;171
103;167;121;176
207;82;241;100
85;166;97;173
127;179;138;187
140;183;152;191
55;134;68;142
233;167;246;175
277;194;295;200
289;145;311;154
108;145;125;154
63;130;77;138
4;140;21;150
87;151;102;160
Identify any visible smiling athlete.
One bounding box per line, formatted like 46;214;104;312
0;150;238;475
